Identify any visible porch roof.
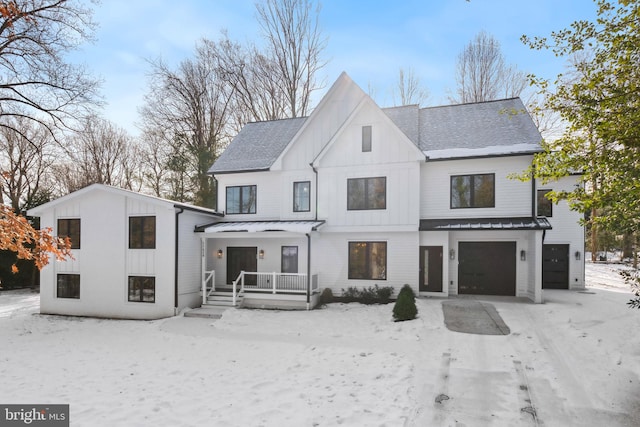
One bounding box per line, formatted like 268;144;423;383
196;220;325;234
419;217;552;231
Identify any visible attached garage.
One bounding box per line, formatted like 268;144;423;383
458;241;516;296
543;244;569;289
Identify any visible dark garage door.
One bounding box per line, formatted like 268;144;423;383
543;244;569;289
459;242;516;296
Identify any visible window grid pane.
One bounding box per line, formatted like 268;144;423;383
281;246;299;273
362;125;372;152
537;189;553;217
129;216;156;249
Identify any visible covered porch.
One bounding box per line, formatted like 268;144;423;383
197;220;325;310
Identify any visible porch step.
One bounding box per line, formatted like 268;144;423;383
205;291;243;307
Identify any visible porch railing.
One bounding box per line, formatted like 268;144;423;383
202;270;215;305
203;270;320;306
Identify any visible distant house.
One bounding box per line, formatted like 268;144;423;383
27;184;221;319
28;72;584;318
201;72;584;309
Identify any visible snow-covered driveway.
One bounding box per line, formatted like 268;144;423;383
0;263;639;426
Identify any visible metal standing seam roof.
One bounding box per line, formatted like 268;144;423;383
419;217;552;231
196;220;325;234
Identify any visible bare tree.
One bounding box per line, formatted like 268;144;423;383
256;0;326;117
55;115;138;193
452;31;528;103
139;39;234;207
392;67;429;106
0;0;100;145
0;117;55;211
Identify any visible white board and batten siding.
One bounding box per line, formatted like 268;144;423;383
314;232;419;298
541;175;585;289
421;156;534;219
31;185;219;319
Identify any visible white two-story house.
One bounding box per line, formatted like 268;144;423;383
200;72;584;309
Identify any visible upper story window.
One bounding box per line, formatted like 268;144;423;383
57;218;80;249
293;181;310;212
129;216;156;249
362;125;372;152
537;189;553;217
451;173;495;208
226;185;256;214
347;177;386;210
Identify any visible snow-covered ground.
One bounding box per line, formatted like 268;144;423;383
1;263;639;426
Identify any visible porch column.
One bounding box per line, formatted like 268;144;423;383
533;230;544;303
201;237;207;305
306;233;311;310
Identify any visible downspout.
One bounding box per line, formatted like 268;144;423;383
174;207;185;315
310;163;318;221
306;232;311;310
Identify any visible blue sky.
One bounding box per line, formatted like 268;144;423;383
76;0;600;136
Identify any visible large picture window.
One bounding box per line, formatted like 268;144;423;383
226;185;257;214
348;242;387;280
128;276;155;303
293;181;310;212
57;274;80;299
57;218;80;249
129;216;156;249
347;177;386;210
451;173;495;208
537;189;553;217
281;246;299;273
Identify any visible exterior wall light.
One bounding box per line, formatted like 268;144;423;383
449;248;455;260
217;249;223;259
259;249;265;259
520;250;526;261
575;251;581;261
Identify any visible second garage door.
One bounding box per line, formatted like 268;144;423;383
459;241;516;296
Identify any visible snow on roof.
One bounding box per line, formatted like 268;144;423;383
424;143;542;160
198;220;325;234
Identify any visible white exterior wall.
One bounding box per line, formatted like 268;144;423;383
540;175;585;289
421;156;534;218
313;232;419;297
33;186;219;319
177;210;218;311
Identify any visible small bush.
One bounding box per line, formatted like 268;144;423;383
340;285;395;304
319;288;334;305
393;291;418;321
397;284;416;302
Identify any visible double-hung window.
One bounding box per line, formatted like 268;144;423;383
347;177;386;210
226;185;257;214
450;173;495;208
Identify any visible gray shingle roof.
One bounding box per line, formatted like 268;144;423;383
209;97;542;174
208;117;307;174
416;98;541;151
